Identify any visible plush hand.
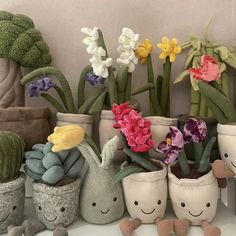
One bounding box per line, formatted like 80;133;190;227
48;125;85;152
212;160;234;178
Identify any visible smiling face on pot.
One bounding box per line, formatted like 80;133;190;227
33;191;79;230
0;188;24;233
218;134;236;175
169;177;218;225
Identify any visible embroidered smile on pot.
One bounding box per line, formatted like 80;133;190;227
0;205;17;222
134;200;162;215
0;214;9;223
181;202;211;217
91;196;118;215
223;153;236;168
38;205;66;222
44;215;57;222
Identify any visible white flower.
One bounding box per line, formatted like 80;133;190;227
90;55;113;78
118;27;139;50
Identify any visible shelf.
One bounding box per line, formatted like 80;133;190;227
3;199;236;236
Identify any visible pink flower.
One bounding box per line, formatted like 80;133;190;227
189;55;221;82
112;103;155;153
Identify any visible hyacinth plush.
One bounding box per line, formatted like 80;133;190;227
80;27;140;110
112;103;159;184
156;118;215;175
133;37;182;116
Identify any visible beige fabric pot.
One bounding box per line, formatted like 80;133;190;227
122;160;167;223
0;107;51;150
168;163;218;225
99;110;125;162
56;112;93;137
217;123;236;175
145;116;178;159
0;58;24;108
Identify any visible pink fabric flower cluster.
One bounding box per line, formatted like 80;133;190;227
189;55;221;82
112;103;155;153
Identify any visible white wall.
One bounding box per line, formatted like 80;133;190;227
1;0;236;117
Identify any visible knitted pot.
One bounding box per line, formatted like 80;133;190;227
168;162;218;225
122;160;167;223
0;173;25;233
32;179;80;230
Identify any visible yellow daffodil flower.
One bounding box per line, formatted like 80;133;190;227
157;37;182;62
135;38;153;63
48;125;85;152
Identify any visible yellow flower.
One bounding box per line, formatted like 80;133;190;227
135;38;153;63
48;125;85;152
157;37;182;62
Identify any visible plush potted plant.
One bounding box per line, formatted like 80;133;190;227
156;118;225;236
111;103;170;236
134;37;181;158
0;11;52;150
0;131;25;234
174;24;236;162
81;27;140;161
24;126;85;235
48;125;125;225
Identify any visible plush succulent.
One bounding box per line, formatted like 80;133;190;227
0;11;51;67
24;142;84;185
0;131;25;182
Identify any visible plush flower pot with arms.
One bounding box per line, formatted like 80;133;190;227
0;132;26;234
23;127;85;235
156;118;225;236
48;125;125;225
112;103;169;236
134;37;181;159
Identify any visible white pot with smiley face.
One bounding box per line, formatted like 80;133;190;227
0;173;25;233
122;160;167;224
168;163;218;225
32;179;80;230
217;123;236;175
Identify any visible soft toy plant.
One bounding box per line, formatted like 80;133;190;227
0;131;25;182
80;27;140;112
134;37;182;116
0;10;51;108
24;141;84;185
174;23;236;118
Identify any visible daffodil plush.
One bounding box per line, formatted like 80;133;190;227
133;37;182;117
48;125;85;152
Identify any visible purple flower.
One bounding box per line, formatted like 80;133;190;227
86;71;105;86
28;84;40;97
183;118;207;143
37;77;55;91
156;126;184;164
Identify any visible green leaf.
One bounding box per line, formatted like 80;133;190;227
132;83;155;95
190;75;199;91
214;46;229;60
88;90;107;115
184;50;201;69
174;70;190;84
190;37;201;50
220;63;226;73
113;165;145;184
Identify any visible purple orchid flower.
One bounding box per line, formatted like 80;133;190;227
86;71;105;86
28;84;40;97
156;126;184;164
183;118;207;143
37;77;55;91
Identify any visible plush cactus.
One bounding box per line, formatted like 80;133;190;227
24;142;84;185
0;11;51;67
0;131;25;182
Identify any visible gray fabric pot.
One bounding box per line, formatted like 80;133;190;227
0;173;25;233
32;179;80;230
78;136;125;224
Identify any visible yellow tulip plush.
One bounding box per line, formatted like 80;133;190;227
48;125;85;152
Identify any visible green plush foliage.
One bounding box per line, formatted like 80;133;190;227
0;11;51;67
24;142;84;185
0;131;25;182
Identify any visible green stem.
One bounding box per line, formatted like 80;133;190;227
132;83;155;95
77;65;93;109
156;75;163;102
85;134;101;161
160;57;171;117
178;151;190;176
147;54;162;116
199;94;208;117
194;142;203;168
190;88;200;116
116;65;128;103
124;73;132;102
41;93;65;113
221;72;229;97
54;86;67;110
21;67;75;113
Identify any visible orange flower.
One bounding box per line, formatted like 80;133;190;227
135;38;153;63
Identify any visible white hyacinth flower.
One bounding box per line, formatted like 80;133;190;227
118;27;139;50
90;55;113;78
